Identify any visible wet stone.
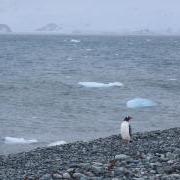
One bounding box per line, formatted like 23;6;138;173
39;174;52;180
84;171;95;177
52;173;63;179
90;165;104;175
62;172;71;179
73;172;86;178
115;154;130;161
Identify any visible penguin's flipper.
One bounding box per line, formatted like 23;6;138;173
129;124;132;138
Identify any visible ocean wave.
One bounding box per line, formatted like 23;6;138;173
169;78;177;81
78;82;123;88
48;141;67;147
70;39;80;43
67;57;73;61
146;39;152;42
127;98;156;108
4;137;38;145
86;48;93;51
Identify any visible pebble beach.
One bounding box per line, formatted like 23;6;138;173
0;127;180;179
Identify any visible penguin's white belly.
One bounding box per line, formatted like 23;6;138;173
120;121;130;140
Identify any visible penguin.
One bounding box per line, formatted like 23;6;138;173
120;116;132;143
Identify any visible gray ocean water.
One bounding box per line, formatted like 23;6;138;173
0;35;180;155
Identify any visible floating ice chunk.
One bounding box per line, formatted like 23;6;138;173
48;141;67;147
127;98;156;108
4;137;38;144
70;39;80;43
78;82;123;88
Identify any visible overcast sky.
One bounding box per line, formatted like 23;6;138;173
0;0;180;33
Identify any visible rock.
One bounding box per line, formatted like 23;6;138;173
73;173;86;178
79;163;91;169
160;154;165;159
24;176;36;180
114;167;124;176
170;174;180;178
69;164;82;168
115;154;130;161
166;152;176;160
52;173;63;179
39;174;52;180
167;160;175;164
174;148;180;156
62;172;71;179
92;162;103;166
90;165;104;175
150;170;156;174
114;167;132;176
146;153;153;160
84;171;95;177
150;162;162;169
66;168;75;173
161;174;180;179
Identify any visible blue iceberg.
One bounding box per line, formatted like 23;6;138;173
127;98;156;108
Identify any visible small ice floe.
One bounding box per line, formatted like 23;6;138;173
70;39;80;43
48;141;67;147
78;82;124;88
127;98;156;108
4;137;38;144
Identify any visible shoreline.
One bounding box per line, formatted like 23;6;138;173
0;127;180;179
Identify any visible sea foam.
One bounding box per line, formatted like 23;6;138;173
48;141;67;147
169;78;177;81
4;137;38;144
127;98;156;108
78;82;123;88
70;39;80;43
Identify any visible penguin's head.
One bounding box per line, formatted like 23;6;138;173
124;116;132;121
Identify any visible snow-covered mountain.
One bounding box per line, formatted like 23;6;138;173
36;23;62;32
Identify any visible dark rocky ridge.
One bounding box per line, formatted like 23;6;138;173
0;24;12;33
0;128;180;179
36;23;62;32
